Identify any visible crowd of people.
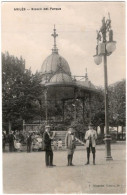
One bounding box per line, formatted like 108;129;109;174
3;130;66;153
2;130;43;153
3;124;97;166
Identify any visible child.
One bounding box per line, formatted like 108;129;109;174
14;139;22;152
53;140;57;150
58;139;63;150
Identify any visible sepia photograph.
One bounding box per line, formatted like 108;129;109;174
2;1;126;194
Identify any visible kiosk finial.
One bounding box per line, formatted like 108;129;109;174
51;25;58;53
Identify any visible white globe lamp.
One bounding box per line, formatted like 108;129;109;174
93;55;102;65
106;41;116;53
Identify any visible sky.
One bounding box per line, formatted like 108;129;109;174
1;1;126;86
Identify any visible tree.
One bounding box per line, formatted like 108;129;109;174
108;79;126;127
2;52;25;131
2;52;44;131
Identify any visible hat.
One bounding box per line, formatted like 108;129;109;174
89;123;94;128
45;125;50;129
68;127;75;133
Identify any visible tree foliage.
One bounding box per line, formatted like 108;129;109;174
108;79;126;126
2;52;44;131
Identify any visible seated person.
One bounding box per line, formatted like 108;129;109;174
14;139;22;152
53;140;57;150
57;139;63;150
33;140;40;151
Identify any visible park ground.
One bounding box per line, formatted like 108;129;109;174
3;142;126;194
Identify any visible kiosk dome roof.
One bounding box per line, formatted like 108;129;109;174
41;53;71;75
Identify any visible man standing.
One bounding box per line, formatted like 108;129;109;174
8;131;15;152
2;131;6;152
26;133;32;153
65;127;76;166
85;124;97;165
43;125;56;167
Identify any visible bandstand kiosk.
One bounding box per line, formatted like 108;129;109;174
23;26;101;141
40;26;100;126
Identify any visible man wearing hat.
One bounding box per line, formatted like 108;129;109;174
65;127;76;166
43;125;56;167
85;124;97;165
8;131;15;152
26;133;33;153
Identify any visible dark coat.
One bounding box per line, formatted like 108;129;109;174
43;131;52;151
8;134;15;143
27;135;32;145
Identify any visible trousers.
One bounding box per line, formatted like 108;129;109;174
87;143;96;153
9;142;14;152
45;150;53;166
86;143;96;164
27;144;32;152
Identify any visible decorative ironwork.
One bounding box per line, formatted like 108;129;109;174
51;25;58;53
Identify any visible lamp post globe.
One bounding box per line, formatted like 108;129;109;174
94;55;102;65
106;41;116;53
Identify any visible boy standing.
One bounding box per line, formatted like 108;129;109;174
85;124;97;165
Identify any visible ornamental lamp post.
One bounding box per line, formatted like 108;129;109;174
93;13;116;160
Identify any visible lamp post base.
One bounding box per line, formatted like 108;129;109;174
105;156;113;161
104;134;113;161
